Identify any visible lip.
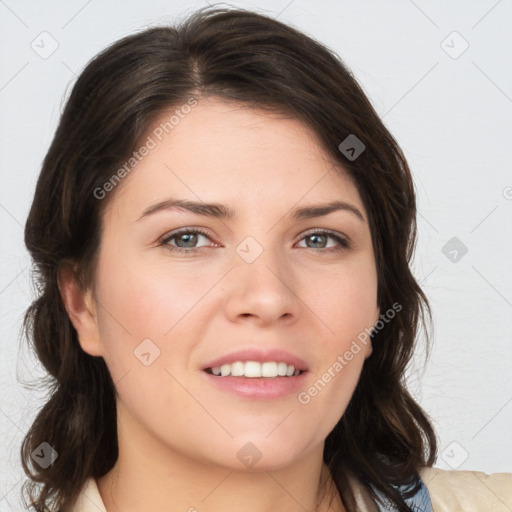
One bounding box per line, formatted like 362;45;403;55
201;369;308;399
201;348;309;372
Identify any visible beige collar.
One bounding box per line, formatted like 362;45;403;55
69;466;512;512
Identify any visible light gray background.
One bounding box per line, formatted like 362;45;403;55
1;0;511;509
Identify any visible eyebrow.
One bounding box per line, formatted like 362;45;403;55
136;197;365;223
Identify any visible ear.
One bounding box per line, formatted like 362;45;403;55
57;261;103;357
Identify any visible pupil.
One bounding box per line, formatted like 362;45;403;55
309;234;326;248
178;233;197;248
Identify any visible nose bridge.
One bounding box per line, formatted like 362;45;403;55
225;232;299;322
236;232;290;288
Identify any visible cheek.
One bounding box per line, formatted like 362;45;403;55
94;246;201;336
93;249;220;377
313;255;378;341
302;255;377;411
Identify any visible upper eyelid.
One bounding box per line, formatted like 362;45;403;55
160;227;349;245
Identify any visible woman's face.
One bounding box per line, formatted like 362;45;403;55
79;97;379;470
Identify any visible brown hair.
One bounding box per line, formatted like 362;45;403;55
20;6;437;511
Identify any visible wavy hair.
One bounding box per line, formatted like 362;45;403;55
20;6;437;511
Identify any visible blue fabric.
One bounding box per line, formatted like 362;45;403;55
371;474;433;512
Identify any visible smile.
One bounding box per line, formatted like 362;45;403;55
205;361;303;378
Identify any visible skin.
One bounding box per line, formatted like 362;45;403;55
59;97;380;512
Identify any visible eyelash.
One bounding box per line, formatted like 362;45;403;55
158;228;351;255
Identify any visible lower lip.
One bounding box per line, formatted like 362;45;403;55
201;370;308;399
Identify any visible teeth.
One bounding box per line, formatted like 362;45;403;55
277;362;288;376
262;362;276;377
209;361;302;378
231;361;244;376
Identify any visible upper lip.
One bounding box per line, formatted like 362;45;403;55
202;348;309;372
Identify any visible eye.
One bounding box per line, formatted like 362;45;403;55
158;228;351;255
159;228;215;253
296;230;351;253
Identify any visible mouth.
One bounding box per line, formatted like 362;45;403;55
202;362;308;399
203;361;305;378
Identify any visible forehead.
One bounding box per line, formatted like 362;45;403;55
103;98;365;222
144;97;334;166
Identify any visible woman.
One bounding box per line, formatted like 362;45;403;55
20;7;512;512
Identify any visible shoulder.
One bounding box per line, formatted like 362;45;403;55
419;466;512;511
66;477;107;512
346;466;512;512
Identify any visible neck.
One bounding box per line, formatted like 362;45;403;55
97;404;344;512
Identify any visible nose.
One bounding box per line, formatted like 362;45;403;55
224;241;300;326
